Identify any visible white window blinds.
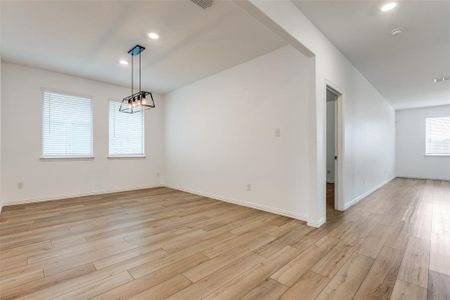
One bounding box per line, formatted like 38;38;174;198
42;90;93;157
426;116;450;155
109;101;145;156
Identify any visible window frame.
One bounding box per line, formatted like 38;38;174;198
425;116;450;157
41;88;94;159
108;100;146;158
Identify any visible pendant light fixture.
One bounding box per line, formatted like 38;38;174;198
119;44;155;113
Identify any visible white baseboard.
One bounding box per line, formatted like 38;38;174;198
343;176;395;210
307;217;325;228
397;176;450;182
3;183;312;226
3;185;162;207
164;184;308;223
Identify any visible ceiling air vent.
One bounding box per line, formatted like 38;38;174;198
191;0;213;9
434;76;450;83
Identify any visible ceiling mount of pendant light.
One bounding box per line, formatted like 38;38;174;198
119;44;156;114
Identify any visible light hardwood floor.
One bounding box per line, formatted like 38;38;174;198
0;178;449;299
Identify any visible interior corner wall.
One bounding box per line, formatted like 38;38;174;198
241;0;396;223
164;46;314;221
396;105;450;180
1;63;165;205
0;58;3;212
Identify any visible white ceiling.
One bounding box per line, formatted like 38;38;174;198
293;0;450;110
0;0;286;94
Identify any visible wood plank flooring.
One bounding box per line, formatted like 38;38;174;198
0;178;449;299
326;183;340;220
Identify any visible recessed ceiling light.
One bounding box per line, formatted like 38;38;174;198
381;2;397;12
119;60;128;65
147;32;160;40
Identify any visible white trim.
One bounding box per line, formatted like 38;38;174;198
164;184;308;223
397;176;450;182
4;183;309;224
324;81;345;215
343;176;395;210
107;155;146;159
3;178;396;223
40;87;93;101
4;182;313;226
307;217;325;228
3;185;161;206
40;156;95;160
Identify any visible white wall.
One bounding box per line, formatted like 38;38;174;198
326;100;335;183
0;2;397;225
396;105;450;180
164;46;314;221
238;0;396;224
1;63;164;205
0;58;3;211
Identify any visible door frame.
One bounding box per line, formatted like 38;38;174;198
325;83;344;212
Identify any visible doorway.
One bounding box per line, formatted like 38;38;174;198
325;85;341;219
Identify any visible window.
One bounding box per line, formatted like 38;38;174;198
42;90;93;158
426;116;450;155
109;101;144;157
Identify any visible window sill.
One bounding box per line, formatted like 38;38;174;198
108;155;146;159
40;156;95;160
424;154;450;157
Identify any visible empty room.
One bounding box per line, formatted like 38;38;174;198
0;0;449;299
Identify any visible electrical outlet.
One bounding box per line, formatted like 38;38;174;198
246;184;252;192
156;172;160;177
274;128;281;137
17;182;23;190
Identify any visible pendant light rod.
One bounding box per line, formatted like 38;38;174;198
139;51;141;92
131;54;134;95
128;45;145;94
119;44;155;114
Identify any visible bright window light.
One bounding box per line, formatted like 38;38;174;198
42;90;93;158
426;116;450;155
109;101;145;157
